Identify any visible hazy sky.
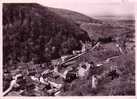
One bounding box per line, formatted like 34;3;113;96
38;0;134;17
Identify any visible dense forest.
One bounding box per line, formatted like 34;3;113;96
3;3;91;65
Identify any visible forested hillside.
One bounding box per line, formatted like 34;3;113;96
3;3;91;65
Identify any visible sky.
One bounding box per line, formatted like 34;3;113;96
37;0;134;17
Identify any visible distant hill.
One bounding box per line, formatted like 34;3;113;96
80;18;135;41
80;23;129;37
49;8;135;42
3;3;91;65
48;7;102;25
94;15;135;21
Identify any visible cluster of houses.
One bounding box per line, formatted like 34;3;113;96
4;40;122;96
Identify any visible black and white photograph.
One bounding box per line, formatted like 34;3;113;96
2;1;135;96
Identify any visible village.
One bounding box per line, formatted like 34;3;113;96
3;36;134;96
